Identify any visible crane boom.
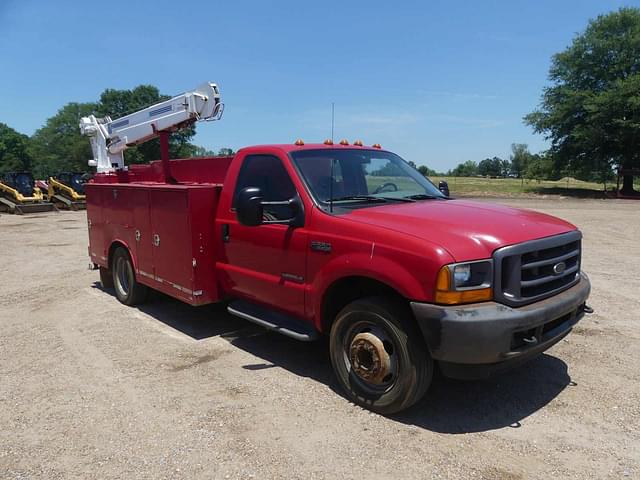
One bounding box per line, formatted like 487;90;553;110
80;82;223;173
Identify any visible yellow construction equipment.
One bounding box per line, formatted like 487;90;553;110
47;172;86;210
0;172;56;214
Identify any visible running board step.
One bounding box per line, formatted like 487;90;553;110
227;301;319;342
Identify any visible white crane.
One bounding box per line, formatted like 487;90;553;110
79;82;223;173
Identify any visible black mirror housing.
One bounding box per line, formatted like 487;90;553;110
236;187;264;226
438;180;450;197
236;187;305;227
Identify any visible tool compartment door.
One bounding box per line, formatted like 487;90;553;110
85;184;105;266
131;188;153;279
149;189;193;300
187;186;220;304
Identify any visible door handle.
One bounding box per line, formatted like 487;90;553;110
153;234;160;246
222;224;230;243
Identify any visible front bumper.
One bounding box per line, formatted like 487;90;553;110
410;273;591;379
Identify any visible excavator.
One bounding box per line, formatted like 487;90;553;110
45;172;87;210
0;172;56;214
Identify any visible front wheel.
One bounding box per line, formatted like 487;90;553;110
111;247;148;306
329;297;433;414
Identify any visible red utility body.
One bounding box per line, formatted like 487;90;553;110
86;143;591;414
87;182;219;304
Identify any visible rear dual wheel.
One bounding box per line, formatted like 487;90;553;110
111;247;148;306
330;297;433;414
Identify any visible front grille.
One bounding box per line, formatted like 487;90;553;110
494;231;582;307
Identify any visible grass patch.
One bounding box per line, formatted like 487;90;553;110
429;176;614;198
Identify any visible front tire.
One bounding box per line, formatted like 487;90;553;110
111;247;148;306
329;297;433;414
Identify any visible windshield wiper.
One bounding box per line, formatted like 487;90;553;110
328;195;388;202
379;196;415;202
329;195;415;203
403;194;441;200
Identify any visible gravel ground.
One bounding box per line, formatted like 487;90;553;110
0;198;638;479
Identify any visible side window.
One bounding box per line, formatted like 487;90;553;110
233;155;297;221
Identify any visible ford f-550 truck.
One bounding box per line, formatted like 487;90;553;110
82;83;591;414
85;141;591;414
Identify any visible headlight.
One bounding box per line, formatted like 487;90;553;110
435;260;493;305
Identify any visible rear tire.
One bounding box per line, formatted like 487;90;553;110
329;297;433;414
99;267;113;289
111;247;148;306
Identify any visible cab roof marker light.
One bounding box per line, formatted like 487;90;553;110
294;139;305;146
339;139;349;145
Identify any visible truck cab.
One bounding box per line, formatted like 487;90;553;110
86;141;591;414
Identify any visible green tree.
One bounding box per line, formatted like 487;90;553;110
29;102;97;177
478;157;504;177
525;8;640;195
500;158;512;177
217;148;235;156
191;146;217;157
510;143;531;178
449;160;478;177
524;154;553;182
0;123;32;176
417;165;437;177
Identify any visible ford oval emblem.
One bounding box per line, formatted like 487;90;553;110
553;262;566;275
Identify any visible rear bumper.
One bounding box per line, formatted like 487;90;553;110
410;273;591;379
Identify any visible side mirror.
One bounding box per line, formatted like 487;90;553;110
438;180;450;197
236;187;264;226
236;187;305;227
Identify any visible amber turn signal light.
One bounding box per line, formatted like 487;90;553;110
434;266;492;305
294;139;305;146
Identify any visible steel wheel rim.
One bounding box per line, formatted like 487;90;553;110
342;320;399;394
115;256;131;297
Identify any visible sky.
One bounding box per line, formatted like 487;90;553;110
1;0;638;172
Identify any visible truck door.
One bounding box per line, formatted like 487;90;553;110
218;154;307;318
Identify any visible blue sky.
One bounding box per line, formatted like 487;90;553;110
1;0;637;172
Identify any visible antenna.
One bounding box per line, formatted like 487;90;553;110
331;102;335;142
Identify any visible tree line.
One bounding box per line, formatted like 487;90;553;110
428;7;640;193
443;143;614;183
0;85;234;179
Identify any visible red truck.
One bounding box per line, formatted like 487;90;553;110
86;141;591;414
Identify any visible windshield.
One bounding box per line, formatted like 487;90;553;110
15;173;34;196
71;174;85;194
290;149;444;208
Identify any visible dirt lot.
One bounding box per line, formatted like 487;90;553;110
0;198;638;479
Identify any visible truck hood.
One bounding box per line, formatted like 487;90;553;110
344;199;576;261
